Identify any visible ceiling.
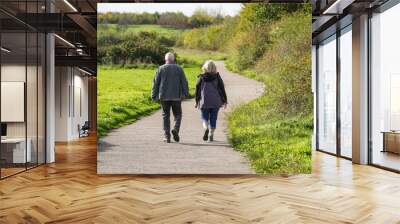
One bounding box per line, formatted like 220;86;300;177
311;0;390;43
0;0;98;74
99;0;305;2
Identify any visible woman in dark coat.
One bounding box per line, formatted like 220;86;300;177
195;60;227;142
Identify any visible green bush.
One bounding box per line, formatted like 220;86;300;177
98;31;174;65
253;11;312;116
182;26;226;50
227;25;270;71
238;3;306;30
180;16;238;51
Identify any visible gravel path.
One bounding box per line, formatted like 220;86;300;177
97;61;264;174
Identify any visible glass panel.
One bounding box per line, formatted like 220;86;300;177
27;31;38;169
0;0;46;178
1;30;27;177
340;26;352;158
0;7;2;179
318;35;337;154
26;0;39;169
371;4;400;171
38;32;45;165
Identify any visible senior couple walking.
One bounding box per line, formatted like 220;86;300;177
151;52;227;143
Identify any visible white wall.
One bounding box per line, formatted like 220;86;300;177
55;66;70;141
1;63;46;164
1;65;32;138
72;72;89;138
55;67;89;141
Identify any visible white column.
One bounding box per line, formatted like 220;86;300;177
46;32;55;163
352;14;369;164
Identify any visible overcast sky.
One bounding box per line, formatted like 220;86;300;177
98;3;243;16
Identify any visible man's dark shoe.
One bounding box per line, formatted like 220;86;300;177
163;136;171;143
171;129;180;142
203;129;209;141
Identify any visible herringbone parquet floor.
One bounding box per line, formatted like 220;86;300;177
1;136;400;223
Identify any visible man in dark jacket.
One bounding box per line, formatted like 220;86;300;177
152;52;189;143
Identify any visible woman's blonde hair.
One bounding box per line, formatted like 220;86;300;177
202;60;217;74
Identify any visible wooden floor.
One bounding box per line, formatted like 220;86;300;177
372;151;400;171
1;136;400;223
1;167;26;178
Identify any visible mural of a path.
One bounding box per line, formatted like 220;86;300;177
97;61;264;174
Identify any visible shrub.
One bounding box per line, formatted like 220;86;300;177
238;3;305;30
253;11;312;116
227;25;270;71
98;31;174;65
181;19;239;51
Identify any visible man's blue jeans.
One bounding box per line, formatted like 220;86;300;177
201;108;220;129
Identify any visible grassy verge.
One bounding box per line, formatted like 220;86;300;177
228;96;312;175
226;64;313;175
225;11;312;175
97;65;200;136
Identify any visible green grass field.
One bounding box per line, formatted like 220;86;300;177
98;24;184;39
97;65;200;136
174;48;228;66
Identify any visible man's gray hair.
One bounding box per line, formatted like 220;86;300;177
165;52;175;63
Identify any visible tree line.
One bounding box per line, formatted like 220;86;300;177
98;9;225;29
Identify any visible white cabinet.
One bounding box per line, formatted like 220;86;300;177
1;138;32;163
